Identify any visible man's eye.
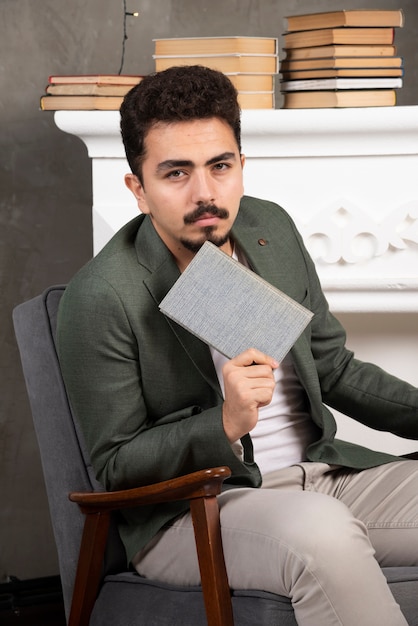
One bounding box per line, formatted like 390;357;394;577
214;163;229;171
167;170;184;179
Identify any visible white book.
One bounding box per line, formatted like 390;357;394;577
280;77;403;91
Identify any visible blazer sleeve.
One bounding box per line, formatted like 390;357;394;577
57;271;261;492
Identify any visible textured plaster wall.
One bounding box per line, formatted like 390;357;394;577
1;0;417;582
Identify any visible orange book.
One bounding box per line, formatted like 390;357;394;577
283;28;395;50
154;54;278;74
154;36;277;56
283;44;397;60
280;56;403;71
285;9;404;32
281;67;403;80
40;95;124;111
47;74;143;86
282;89;397;109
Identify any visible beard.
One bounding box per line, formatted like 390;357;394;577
181;203;231;253
180;227;231;253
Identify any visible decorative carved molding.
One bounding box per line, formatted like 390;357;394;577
300;200;418;265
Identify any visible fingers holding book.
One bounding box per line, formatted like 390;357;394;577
222;348;278;443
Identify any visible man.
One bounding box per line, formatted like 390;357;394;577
57;65;418;625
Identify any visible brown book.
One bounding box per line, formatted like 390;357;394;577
282;89;397;109
280;77;402;92
283;44;397;60
227;74;275;91
154;36;277;56
237;92;275;109
154;54;278;74
40;95;124;111
280;56;403;71
285;9;404;32
45;83;135;96
283;28;395;50
281;67;403;80
47;74;143;86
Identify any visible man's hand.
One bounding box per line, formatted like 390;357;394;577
222;348;279;443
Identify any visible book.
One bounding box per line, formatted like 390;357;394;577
159;242;313;364
40;95;124;110
280;56;403;71
281;68;404;80
285;9;404;32
45;83;135;96
283;44;397;60
237;92;275;109
282;89;397;109
283;28;395;50
47;74;143;85
224;74;275;91
280;77;403;92
154;54;279;74
154;36;278;56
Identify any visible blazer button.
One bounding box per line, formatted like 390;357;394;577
258;238;267;246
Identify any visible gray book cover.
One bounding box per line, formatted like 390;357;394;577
159;241;313;363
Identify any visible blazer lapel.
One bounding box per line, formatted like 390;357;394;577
231;206;324;425
231;214;302;301
136;217;222;397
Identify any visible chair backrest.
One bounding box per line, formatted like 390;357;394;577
13;286;125;619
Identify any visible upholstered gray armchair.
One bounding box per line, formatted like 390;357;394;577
13;286;418;625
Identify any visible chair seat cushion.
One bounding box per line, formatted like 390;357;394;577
91;572;295;626
90;567;418;626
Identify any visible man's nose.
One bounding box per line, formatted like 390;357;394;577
191;170;215;204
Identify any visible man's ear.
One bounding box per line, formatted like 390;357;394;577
124;173;149;213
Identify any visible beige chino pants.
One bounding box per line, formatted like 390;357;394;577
134;460;418;625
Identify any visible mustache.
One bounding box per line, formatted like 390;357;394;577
184;204;229;224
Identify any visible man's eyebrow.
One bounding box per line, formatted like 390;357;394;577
156;159;193;173
206;152;237;166
156;152;237;173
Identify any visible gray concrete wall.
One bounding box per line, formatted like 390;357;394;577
1;0;417;582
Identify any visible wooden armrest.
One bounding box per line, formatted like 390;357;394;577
68;466;234;626
69;465;231;513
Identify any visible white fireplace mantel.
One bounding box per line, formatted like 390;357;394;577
55;106;418;313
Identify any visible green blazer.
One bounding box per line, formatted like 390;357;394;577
57;196;418;562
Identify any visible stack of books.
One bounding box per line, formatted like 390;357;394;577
40;75;143;110
279;9;404;109
153;36;279;109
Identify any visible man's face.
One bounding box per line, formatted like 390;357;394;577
125;117;245;271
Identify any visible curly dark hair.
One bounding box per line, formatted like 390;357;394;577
120;65;242;182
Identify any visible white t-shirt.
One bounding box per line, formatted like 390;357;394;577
210;348;317;475
209;246;317;475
